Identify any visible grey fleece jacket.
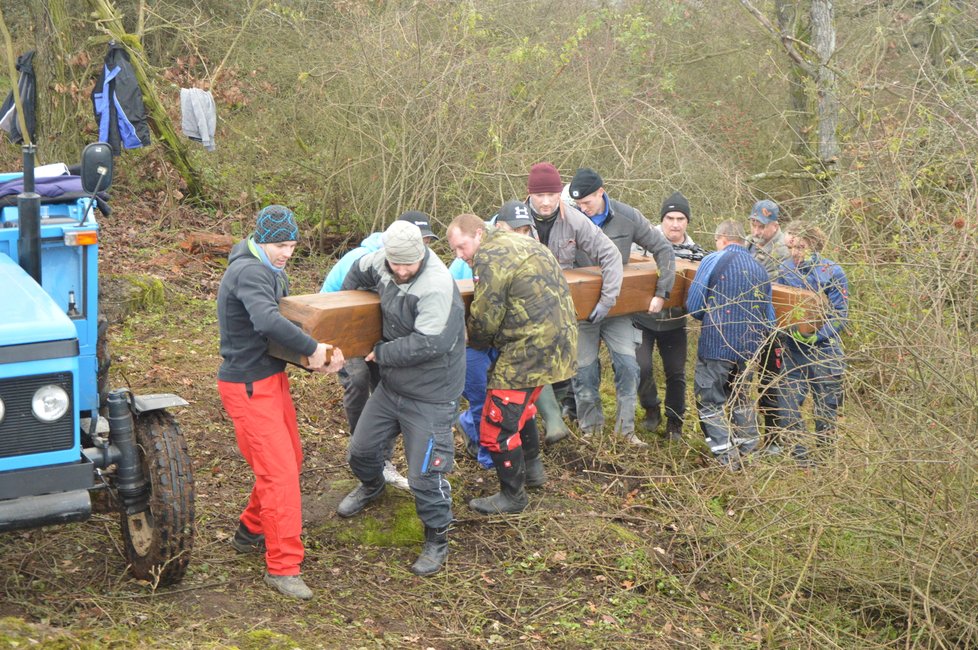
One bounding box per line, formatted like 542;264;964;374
217;239;318;383
529;199;623;312
342;247;465;403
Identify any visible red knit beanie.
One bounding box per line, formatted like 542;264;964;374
527;162;563;194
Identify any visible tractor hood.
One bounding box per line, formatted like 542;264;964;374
0;253;76;346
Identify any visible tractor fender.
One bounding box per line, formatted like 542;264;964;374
130;393;188;414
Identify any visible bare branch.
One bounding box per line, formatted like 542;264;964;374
738;0;816;76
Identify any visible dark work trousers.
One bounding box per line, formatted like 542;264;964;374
778;340;844;457
347;381;456;529
338;356;380;433
756;338;785;445
693;358;759;458
340;356;395;461
635;324;687;423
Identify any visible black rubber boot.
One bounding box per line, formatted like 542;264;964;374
553;379;577;422
336;476;385;518
521;419;547;488
410;525;449;576
525;455;547;488
469;449;528;514
536;384;570;443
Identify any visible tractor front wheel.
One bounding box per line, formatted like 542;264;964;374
119;410;195;587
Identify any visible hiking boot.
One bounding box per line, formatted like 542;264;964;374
410;525;449;576
230;522;265;555
643;408;662;433
337;478;385;518
622;433;649;448
524;455;547;489
383;460;411;492
792;445;815;468
561;403;578;423
666;419;683;442
264;573;313;600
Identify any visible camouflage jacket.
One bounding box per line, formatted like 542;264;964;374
467;227;578;389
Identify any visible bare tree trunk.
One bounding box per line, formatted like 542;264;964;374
742;0;839;190
777;0;817;195
811;0;839;169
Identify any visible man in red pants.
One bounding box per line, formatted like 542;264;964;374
217;205;344;599
446;211;578;514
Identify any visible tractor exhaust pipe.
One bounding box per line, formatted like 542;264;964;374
106;390;150;515
17;144;41;284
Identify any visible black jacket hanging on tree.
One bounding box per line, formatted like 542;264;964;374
91;42;151;154
0;50;37;145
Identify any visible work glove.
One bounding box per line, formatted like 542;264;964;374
587;302;611;324
790;329;818;346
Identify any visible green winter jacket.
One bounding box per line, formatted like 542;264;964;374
467;227;578;389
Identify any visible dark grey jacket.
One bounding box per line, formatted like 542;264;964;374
342;248;465;403
575;197;676;299
217;239;318;383
633;227;698;332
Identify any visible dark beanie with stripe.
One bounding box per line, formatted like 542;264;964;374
254;205;299;243
660;191;691;222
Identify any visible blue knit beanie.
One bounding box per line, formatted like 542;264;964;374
254;205;299;243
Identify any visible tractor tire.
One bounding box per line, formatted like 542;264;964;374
119;410;196;587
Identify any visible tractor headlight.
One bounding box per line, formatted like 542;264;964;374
32;385;69;422
0;396;5;423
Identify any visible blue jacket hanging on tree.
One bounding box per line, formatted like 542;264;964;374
92;42;151;154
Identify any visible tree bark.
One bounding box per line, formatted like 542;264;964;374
811;0;839;168
742;0;840;187
777;0;815;176
29;1;89;162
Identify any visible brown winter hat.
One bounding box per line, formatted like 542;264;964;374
383;220;426;264
527;162;563;194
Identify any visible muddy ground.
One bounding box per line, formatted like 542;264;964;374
1;193;759;649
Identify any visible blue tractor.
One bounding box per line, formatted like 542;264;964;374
0;144;195;586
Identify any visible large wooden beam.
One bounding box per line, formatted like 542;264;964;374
269;260;824;364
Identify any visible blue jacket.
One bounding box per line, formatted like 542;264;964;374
776;254;848;347
321;232;384;293
91;43;151;154
448;257;473;280
687;244;774;362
